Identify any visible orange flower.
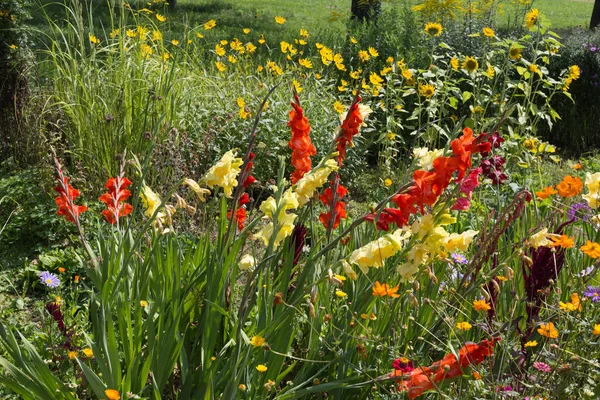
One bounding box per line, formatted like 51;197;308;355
288;98;316;183
571;163;582;170
372;281;401;298
535;186;557;199
556;175;583;198
581;240;600;258
559;292;582;312
104;389;120;400
551;234;574;249
537;322;558;339
472;299;491;312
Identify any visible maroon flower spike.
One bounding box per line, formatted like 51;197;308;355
45;300;75;349
291;224;307;266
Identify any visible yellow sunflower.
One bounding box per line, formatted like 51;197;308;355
462;56;478;72
482;27;495;37
509;46;522;60
525;8;540;28
418;82;435;98
424;22;443;37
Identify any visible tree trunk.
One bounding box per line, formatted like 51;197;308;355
591;0;600;29
351;0;381;22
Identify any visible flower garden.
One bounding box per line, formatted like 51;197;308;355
2;0;600;398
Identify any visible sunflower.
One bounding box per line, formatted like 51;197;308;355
462;56;478;72
569;65;581;80
450;57;459;70
424;22;443;37
524;8;540;28
482;27;495;37
418;82;435;98
529;63;541;75
509;46;522;60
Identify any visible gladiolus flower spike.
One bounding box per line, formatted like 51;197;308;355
379;338;500;399
99;176;133;225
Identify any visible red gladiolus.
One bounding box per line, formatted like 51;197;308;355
388;338;500;399
228;192;251;230
319;182;348;229
288;100;316;184
336;97;363;164
55;176;88;224
99;176;133;225
242;152;256;188
369;128;492;231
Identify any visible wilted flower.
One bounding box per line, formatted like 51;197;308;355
239;254;256;271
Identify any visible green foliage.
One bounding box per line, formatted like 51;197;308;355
538;28;600;156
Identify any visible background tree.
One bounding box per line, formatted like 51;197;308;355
351;0;381;21
591;0;600;29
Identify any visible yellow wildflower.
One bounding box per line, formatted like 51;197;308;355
250;335;266;347
456;321;472;331
204;19;216;30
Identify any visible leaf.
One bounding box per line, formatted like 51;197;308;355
462;91;472;103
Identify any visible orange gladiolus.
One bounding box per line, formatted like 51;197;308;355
288;99;316;184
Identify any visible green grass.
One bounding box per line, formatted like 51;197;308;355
532;0;594;29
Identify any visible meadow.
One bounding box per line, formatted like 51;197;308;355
1;0;600;399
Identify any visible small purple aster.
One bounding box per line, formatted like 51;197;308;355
567;202;592;221
584;286;600;302
40;271;60;288
591;47;597;52
533;361;551;372
451;252;468;265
